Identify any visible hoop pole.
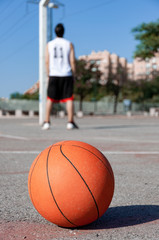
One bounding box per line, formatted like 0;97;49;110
39;0;50;125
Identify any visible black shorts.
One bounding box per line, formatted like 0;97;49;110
47;76;74;103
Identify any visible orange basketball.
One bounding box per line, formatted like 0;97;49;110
28;140;115;228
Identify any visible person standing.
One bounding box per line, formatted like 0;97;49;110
42;23;78;130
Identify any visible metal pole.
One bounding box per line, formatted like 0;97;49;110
39;0;63;124
50;8;53;40
39;0;50;125
47;7;53;41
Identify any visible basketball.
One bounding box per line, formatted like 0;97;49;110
28;140;115;228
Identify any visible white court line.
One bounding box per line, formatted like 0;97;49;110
102;151;159;155
95;137;159;144
0;134;28;140
0;150;159;155
0;151;40;154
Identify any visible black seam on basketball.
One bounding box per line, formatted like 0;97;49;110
60;145;100;220
46;145;77;227
52;144;61;147
29;152;42;209
72;145;114;179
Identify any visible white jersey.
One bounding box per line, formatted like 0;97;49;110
48;37;72;77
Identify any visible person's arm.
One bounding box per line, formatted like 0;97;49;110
70;43;76;78
45;43;49;77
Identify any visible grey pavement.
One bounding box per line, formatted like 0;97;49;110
0;115;159;240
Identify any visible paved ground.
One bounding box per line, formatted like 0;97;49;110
0;115;159;240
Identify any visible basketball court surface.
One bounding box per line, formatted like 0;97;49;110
0;115;159;240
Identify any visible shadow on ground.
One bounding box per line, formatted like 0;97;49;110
90;124;158;130
82;205;159;230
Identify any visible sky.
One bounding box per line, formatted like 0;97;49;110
0;0;159;98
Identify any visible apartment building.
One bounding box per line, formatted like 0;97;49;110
79;50;110;84
79;50;159;83
25;50;159;95
133;53;159;81
79;50;128;86
24;81;39;95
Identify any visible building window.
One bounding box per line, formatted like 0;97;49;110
92;67;97;72
152;64;157;69
96;60;101;65
90;60;95;64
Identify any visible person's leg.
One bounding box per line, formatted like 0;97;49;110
45;98;53;123
66;100;79;129
66;100;74;123
42;98;53;130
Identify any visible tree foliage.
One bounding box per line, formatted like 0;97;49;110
10;91;39;100
121;76;159;103
132;19;159;59
106;64;127;113
74;59;101;111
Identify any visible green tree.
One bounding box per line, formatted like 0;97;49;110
10;92;23;99
106;64;127;113
131;19;159;106
132;19;159;59
10;91;39;100
121;76;159;104
74;59;101;111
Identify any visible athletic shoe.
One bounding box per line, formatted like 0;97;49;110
66;122;79;130
42;122;50;130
